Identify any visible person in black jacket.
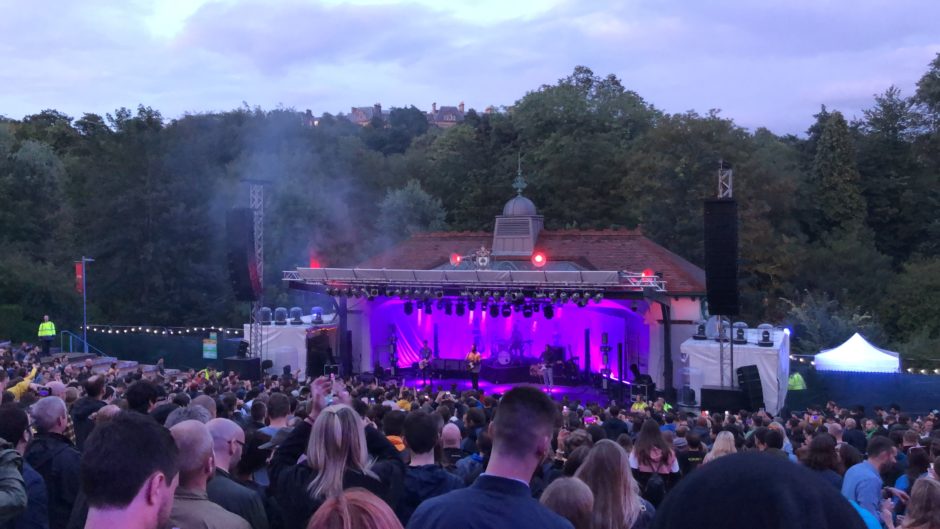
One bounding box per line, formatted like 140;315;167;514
396;411;464;525
70;376;107;451
268;377;404;529
24;397;81;529
407;386;573;529
602;406;631;441
205;419;269;529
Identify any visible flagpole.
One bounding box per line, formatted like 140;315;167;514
81;257;94;355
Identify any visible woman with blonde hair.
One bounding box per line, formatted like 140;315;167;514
882;477;940;529
540;477;594;529
271;378;404;529
702;431;736;464
307;488;404;529
576;439;654;529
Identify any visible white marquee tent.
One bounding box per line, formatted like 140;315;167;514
814;333;900;373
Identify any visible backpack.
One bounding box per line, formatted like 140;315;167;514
642;461;667;507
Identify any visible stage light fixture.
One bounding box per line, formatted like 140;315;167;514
370;287;379;298
523;305;533;318
560;292;569;302
489;304;499;317
593;293;603;303
467;300;477;311
511;291;522;301
571;292;581;301
455;301;465;316
423;289;432;298
404;301;413;315
548;291;557;300
577;298;588;308
435;290;444;299
403;288;412;298
543;304;554;319
501;304;512;318
483;290;492;299
436;300;445;310
444;302;452;315
424;301;433;314
473;290;482;299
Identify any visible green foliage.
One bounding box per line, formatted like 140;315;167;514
377;180;447;243
783;292;883;355
1;64;938;363
880;257;940;341
812;111;867;234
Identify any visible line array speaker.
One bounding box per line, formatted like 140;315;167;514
704;198;739;316
226;208;261;302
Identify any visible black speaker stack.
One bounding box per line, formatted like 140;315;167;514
703;199;739;316
226;208;261;302
736;365;765;410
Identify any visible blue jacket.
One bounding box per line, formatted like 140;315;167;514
396;464;464;525
11;462;48;529
407;474;573;529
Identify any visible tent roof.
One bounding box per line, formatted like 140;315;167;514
815;333;899;373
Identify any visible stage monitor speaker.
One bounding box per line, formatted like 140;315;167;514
700;386;746;413
226;208;261;302
306;332;333;378
736;365;765;410
704;199;739;316
223;356;261;381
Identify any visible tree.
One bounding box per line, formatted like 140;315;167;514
783;291;883;356
376;180;446;245
812;111;867;234
855;87;933;261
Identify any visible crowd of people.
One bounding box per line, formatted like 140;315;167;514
2;340;940;529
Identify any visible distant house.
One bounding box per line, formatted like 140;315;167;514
427;102;466;128
349;103;390;126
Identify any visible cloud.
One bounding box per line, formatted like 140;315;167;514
0;0;937;134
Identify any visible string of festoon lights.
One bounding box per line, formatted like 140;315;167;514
790;354;940;375
81;325;242;336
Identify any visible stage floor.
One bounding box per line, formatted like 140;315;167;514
395;375;621;406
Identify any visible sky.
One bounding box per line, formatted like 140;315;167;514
1;0;938;135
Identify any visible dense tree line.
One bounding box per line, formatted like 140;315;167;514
1;60;938;363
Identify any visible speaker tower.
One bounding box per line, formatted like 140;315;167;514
703;199;739;316
226;208;261;302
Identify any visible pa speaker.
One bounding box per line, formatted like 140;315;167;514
704;199;739;315
226;208;261;302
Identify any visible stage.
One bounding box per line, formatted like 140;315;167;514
393;375;628;407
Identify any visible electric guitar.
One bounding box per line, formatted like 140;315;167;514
467;359;479;371
530;363;546;377
419;358;430;370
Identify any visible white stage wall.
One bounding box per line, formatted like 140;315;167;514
680;330;791;414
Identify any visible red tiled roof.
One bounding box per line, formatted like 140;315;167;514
358;229;706;295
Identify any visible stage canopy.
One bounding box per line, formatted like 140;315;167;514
814;333;900;373
680;329;791;414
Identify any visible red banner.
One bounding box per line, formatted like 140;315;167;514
75;262;84;293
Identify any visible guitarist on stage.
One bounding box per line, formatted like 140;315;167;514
540;344;555;392
466;344;482;391
419;339;433;385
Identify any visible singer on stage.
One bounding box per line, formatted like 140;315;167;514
466;344;482;391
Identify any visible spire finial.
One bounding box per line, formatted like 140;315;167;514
512;152;527;196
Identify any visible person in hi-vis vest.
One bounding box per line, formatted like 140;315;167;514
38;315;56;356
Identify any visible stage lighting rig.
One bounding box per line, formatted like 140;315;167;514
455;301;465;316
403;301;413;315
543;304;554;319
489;304;499;317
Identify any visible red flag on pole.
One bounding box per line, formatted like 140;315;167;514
75;262;84;293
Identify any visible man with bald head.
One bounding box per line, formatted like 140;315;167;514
205;419;269;529
168;420;250;529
